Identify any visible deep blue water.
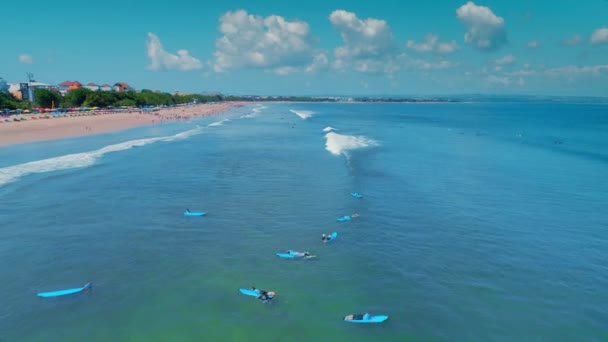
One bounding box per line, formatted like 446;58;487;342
0;102;607;341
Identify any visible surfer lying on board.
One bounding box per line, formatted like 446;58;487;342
250;287;275;301
344;312;371;321
287;251;312;257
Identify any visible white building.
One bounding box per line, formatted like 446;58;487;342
84;83;100;91
8;82;53;101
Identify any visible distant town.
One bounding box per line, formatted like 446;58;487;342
0;74;460;114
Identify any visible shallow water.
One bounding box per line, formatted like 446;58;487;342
1;102;607;341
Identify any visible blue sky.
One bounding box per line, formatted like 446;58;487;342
1;0;607;96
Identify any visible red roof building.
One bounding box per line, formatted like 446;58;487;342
59;81;82;89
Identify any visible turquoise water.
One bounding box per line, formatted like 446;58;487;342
1;102;607;341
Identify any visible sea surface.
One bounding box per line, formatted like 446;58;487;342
0;101;607;341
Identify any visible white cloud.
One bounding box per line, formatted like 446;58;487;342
146;33;202;71
527;40;540;48
406;56;458;70
508;69;536;77
486;74;510;85
406;34;460;54
562;35;582;46
213;10;325;74
18;53;33;64
505;64;608;81
590;27;608;45
543;64;608;78
495;54;516;65
329;10;400;75
305;53;329;73
456;1;507;51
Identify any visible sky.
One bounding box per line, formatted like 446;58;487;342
1;0;607;96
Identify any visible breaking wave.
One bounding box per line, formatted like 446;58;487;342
324;132;378;156
289;110;315;119
0;126;204;187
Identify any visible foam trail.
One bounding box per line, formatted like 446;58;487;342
241;105;266;118
323;126;338;132
0;127;204;187
240;113;257;119
252;105;267;113
208;118;231;127
289;109;315;119
324;132;378;156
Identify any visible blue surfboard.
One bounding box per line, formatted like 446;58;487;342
324;232;338;242
184;211;206;216
344;313;389;323
37;282;92;298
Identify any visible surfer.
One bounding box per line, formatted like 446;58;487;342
344;312;371;321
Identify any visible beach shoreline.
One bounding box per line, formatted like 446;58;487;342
0;102;248;147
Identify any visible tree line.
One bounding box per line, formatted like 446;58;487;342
1;88;225;110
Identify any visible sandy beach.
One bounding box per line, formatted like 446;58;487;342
0;102;246;147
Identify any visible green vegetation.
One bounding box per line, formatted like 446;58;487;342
1;88;225;110
46;88;224;108
0;91;31;110
2;87;459;112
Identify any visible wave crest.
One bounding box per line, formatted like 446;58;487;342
0;127;204;187
324;132;378;156
208;119;231;127
289;109;315;119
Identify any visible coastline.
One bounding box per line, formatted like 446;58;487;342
0;102;247;147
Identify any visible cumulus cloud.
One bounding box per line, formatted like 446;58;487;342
18;53;33;64
527;40;540;48
456;1;507;51
486;74;510;85
146;33;202;71
562;35;582;46
213;10;326;75
329;10;401;75
590;27;608;45
403;55;458;70
406;34;460;54
495;54;516;66
543;64;608;78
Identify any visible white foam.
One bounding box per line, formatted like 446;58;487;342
323;126;338;132
252;105;267;113
324;132;378;156
0;127;204;187
208;118;231;127
289;109;315;119
240;113;257;119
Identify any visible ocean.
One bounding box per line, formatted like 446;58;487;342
0;101;607;341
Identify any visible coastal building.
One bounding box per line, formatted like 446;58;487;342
8;82;52;101
58;81;82;89
113;82;133;92
58;81;82;95
100;84;112;91
84;83;99;91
